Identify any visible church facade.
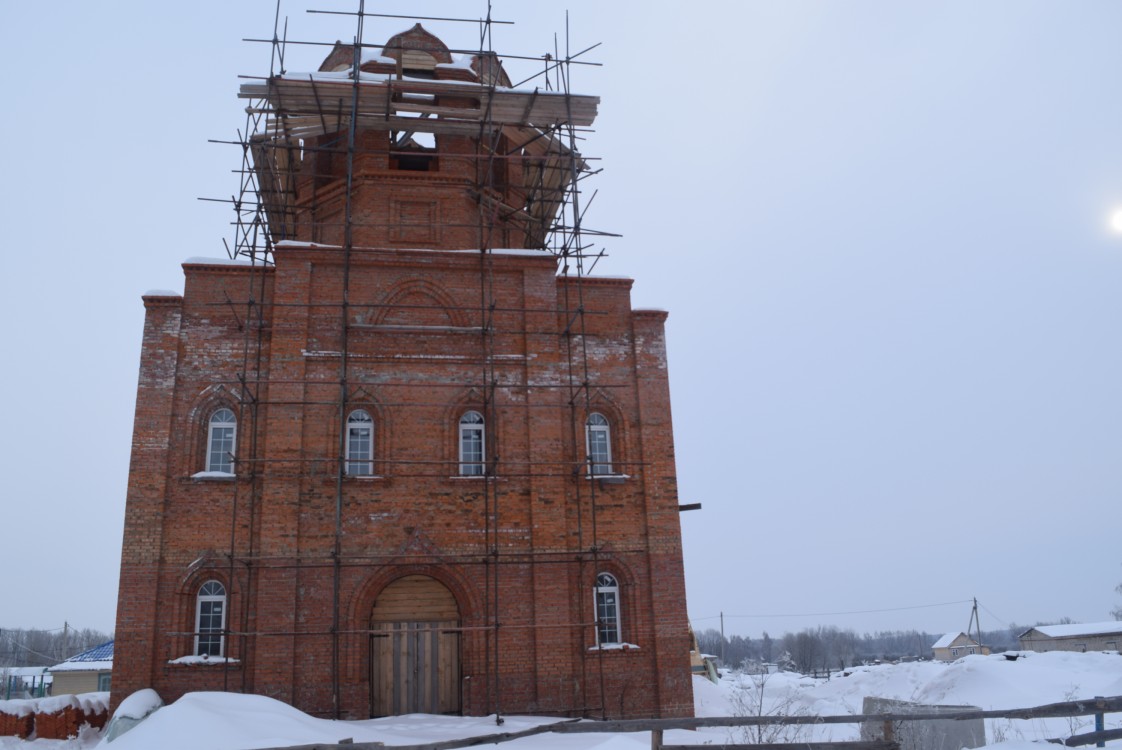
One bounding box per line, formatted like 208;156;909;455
111;24;694;720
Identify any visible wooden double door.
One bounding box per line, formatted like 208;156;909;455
370;575;461;716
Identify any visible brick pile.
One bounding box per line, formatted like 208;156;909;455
34;695;84;740
0;700;35;739
0;693;110;740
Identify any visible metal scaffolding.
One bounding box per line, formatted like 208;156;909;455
198;0;619;722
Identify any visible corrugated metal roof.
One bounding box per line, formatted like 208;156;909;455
56;640;114;664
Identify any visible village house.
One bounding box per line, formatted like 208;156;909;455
931;632;989;662
49;641;114;695
1017;622;1122;653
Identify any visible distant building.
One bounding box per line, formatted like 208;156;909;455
49;641;113;694
931;632;989;661
1017;622;1122;653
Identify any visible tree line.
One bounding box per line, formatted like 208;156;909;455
696;624;1029;675
0;627;113;668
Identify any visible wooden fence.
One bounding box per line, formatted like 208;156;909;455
256;694;1122;750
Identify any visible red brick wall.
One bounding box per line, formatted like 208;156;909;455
112;145;694;725
112;244;693;720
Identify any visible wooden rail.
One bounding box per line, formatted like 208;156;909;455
251;694;1122;750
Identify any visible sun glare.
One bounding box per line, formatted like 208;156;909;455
1112;209;1122;233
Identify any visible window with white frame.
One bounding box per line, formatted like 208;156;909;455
586;413;612;475
195;580;227;657
594;572;621;645
206;408;237;473
459;411;485;476
345;409;374;475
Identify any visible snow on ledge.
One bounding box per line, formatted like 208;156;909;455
586;473;630;482
274;240;340;249
143;289;181;297
0;699;37;718
191;471;236;480
168;655;241;666
272;241;553;259
36;694;81;714
182;256;256;267
437;54;476;71
588;643;640;652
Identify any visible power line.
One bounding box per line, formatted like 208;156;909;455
693;599;974;621
978;601;1014;628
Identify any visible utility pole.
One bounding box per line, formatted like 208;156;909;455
720;611;725;664
966;599;983;651
63;621;69;660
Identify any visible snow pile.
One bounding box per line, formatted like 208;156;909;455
0;701;35;719
111;690;161;722
718;652;1122;745
99;693;601;750
795;652;1122;716
75;695;108;719
34;695;80;715
3;652;1120;750
97;653;1122;750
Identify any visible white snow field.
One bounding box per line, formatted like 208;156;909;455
1;651;1118;750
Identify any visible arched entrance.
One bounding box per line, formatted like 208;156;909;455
369;574;461;716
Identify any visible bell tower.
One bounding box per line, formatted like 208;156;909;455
244;23;595;251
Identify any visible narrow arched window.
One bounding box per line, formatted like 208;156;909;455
459;411;485;476
206;409;236;473
586;413;612;475
594;572;621;645
345;409;374;476
195;580;227;657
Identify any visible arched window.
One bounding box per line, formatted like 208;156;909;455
195;580;227;657
594;572;621;645
459;411;485;476
586;413;612;475
206;409;236;473
345;409;374;476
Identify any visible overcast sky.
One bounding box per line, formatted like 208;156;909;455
2;1;1121;644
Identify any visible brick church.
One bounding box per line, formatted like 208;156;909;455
112;22;694;720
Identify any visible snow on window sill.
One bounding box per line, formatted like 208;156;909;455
191;471;236;481
588;642;640;652
167;655;240;666
586;474;629;483
344;475;384;481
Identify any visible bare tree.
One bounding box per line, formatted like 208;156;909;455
729;671;813;745
0;627;112;668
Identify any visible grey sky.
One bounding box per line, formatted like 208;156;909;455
2;1;1120;642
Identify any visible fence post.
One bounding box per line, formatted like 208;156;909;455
651;728;663;750
1095;696;1105;748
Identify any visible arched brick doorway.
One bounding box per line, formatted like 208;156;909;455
369;574;461;716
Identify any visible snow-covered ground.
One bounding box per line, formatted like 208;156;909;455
2;651;1119;750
